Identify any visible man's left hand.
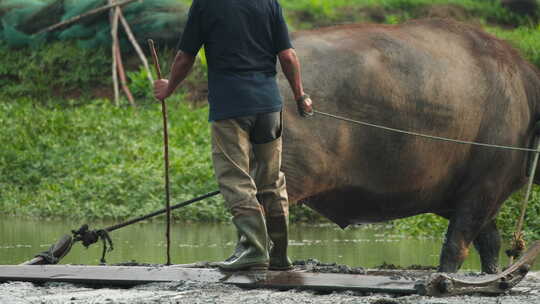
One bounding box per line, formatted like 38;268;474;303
154;79;171;101
296;94;314;118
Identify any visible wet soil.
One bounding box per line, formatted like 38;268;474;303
2;264;540;304
292;258;367;274
2;273;540;304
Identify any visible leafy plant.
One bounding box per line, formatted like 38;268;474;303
0;100;226;221
385;14;401;25
127;66;157;100
0;41;110;102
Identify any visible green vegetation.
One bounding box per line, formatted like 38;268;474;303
2;0;540;239
498;190;540;240
279;0;536;29
0;41;206;104
0;41;110;101
0;100;227;221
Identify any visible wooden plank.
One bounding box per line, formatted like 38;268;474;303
251;269;418;294
0;265;418;294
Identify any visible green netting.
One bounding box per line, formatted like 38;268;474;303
62;0;103;20
1;19;32;47
0;0;45;14
58;24;95;40
1;2;44;23
77;25;108;49
0;0;188;49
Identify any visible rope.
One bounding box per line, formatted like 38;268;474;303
72;225;114;263
314;110;539;152
508;138;540;265
516;137;540;235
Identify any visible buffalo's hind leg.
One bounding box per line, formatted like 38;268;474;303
439;215;473;273
438;206;494;273
473;220;501;274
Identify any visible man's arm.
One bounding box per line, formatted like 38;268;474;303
154;51;197;100
278;48;303;100
278;48;313;117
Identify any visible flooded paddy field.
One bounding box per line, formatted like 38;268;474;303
1;217;540;303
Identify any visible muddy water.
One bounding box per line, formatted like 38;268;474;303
1;217;538;270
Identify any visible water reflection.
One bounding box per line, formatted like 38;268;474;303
1;217;537;270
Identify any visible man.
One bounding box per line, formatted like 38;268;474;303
154;0;313;271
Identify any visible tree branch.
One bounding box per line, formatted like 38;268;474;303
35;0;141;35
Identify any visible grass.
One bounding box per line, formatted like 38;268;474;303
278;0;535;29
0;41;110;101
0;99;227;221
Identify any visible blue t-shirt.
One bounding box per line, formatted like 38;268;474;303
177;0;293;121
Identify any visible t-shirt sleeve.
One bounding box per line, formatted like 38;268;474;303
273;1;293;54
177;0;204;56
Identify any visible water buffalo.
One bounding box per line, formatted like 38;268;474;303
278;19;540;273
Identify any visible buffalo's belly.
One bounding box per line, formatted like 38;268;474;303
303;187;449;228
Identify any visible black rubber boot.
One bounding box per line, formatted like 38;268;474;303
224;232;247;262
215;213;269;271
267;216;293;270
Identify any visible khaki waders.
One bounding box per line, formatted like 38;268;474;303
211;112;292;271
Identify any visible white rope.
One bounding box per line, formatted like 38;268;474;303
314;110;539;153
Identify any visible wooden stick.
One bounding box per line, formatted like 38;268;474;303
115;36;136;106
35;0;140;35
110;0;120;106
148;39;171;266
118;9;154;85
148;40;163;79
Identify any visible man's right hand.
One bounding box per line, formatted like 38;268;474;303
154;79;171;101
296;94;314;118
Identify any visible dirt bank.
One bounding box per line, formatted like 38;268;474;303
1;271;539;304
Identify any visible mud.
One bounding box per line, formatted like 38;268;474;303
1;270;540;304
292;258;367;274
